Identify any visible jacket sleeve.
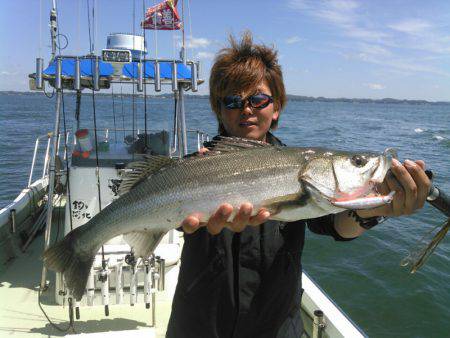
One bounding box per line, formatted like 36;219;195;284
306;214;356;242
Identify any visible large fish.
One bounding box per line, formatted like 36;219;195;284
43;137;395;300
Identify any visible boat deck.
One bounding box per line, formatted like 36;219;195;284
0;210;177;338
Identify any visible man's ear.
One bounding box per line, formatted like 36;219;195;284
272;110;279;122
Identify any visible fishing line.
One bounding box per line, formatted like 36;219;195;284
142;0;148;151
120;83;126;140
53;0;73;234
87;0;106;281
39;0;42;59
55;0;73;231
153;0;158;61
186;0;193;60
112;85;117;143
132;0;137;160
38;3;75;333
38;287;76;333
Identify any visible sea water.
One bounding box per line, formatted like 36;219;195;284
0;92;449;337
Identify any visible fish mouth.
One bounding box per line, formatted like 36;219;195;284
302;149;396;209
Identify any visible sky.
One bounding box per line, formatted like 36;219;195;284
1;0;449;101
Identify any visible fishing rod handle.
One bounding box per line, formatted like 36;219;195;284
425;170;450;217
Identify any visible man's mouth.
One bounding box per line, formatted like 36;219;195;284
239;120;257;127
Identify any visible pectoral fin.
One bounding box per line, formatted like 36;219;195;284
262;192;309;215
123;230;167;258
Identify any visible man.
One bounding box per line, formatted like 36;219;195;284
166;32;430;338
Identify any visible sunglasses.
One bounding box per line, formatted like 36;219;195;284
222;93;273;110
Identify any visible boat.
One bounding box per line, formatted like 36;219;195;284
0;1;367;337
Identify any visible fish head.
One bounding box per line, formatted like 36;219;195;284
300;148;396;204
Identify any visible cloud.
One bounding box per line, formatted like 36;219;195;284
285;36;302;44
187;37;211;49
196;51;214;60
389;19;431;35
366;83;385;90
0;71;19;76
289;0;386;43
176;36;212;50
288;0;450;78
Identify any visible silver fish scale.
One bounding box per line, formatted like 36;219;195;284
80;147;309;247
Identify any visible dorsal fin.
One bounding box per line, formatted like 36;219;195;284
118;155;177;195
204;136;273;154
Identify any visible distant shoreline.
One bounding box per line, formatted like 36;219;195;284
1;91;449;105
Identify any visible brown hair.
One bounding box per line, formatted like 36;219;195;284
209;31;287;134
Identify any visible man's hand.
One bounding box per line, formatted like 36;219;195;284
357;158;431;218
181;203;271;235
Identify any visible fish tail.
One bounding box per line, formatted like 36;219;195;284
43;231;96;301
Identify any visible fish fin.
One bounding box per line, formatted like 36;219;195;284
261;192;308;213
42;231;96;301
119;155;177;195
123;230;166;258
204;136;273;153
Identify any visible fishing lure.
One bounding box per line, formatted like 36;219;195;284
401;170;450;273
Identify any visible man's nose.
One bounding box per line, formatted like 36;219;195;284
240;103;253;116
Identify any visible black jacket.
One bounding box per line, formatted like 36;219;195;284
166;133;352;338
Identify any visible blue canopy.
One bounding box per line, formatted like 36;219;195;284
43;58;192;79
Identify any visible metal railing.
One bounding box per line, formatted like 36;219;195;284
28;128;209;187
187;129;210;152
28;131;73;187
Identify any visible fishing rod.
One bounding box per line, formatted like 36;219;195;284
401;170;450;273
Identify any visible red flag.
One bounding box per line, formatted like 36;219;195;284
142;0;182;30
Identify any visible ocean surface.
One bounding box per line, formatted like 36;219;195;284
1;91;449;337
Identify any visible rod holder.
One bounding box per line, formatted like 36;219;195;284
75;301;81;319
157;257;165;291
86;269;95;306
312;310;326;338
36;58;44;89
190;62;198;92
74;58;81;91
55;57;62;90
99;268;109;316
154;61;161;92
137;62;144;92
10;209;16;234
144;260;151;309
115;260;124;304
130;267;138;306
171;61;178;92
93;57;100;91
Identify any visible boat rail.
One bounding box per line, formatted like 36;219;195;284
28;131;72;187
187;129;210;151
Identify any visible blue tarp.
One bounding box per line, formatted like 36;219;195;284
43;58;192;79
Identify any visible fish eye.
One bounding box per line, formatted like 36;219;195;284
351;155;367;167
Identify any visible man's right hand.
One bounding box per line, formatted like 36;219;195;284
181;203;271;235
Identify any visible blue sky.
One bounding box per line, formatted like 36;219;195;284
1;0;449;100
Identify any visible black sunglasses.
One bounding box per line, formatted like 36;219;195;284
222;93;273;110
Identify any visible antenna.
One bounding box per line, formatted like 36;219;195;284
50;0;58;62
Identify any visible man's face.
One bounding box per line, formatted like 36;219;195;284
218;81;279;141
